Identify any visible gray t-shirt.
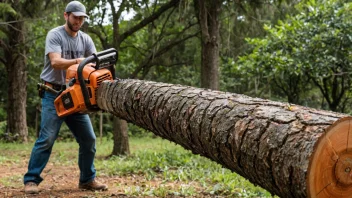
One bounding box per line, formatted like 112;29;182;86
40;25;96;85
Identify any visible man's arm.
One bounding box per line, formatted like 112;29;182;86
48;52;85;70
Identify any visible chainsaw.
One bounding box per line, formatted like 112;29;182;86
37;48;117;117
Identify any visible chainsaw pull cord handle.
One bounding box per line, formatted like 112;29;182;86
77;48;118;110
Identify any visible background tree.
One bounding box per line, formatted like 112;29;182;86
0;0;64;142
235;0;352;112
193;0;221;90
192;0;298;91
86;0;201;156
220;0;301;96
0;1;28;142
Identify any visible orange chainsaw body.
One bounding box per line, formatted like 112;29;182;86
54;65;113;117
53;48;117;117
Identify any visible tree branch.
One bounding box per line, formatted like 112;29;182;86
120;44;148;56
87;25;109;49
129;32;198;79
119;0;180;43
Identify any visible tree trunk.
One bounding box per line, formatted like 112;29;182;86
90;0;181;156
5;18;28;142
111;116;130;156
97;79;352;198
99;111;103;144
196;0;221;90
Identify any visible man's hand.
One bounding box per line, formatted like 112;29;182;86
77;58;95;67
76;57;85;64
48;53;95;69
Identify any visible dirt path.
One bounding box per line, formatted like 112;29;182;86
0;162;212;198
0;140;220;198
0;162;130;197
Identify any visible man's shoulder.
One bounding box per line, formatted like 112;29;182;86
78;31;93;43
48;26;65;37
78;30;91;39
49;26;64;32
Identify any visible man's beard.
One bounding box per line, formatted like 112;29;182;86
67;20;80;32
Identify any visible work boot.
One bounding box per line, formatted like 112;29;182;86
24;182;39;194
79;179;108;191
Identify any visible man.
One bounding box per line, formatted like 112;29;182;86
24;1;107;194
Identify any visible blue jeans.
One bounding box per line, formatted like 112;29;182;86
24;91;96;184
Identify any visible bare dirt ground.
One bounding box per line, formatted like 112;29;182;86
0;160;209;198
0;139;217;198
0;162;131;198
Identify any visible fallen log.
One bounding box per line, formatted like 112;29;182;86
97;79;352;198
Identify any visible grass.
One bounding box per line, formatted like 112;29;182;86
96;137;273;197
0;136;275;197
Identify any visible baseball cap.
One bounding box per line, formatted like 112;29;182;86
65;1;88;18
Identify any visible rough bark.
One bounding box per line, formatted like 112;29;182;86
196;0;221;90
5;17;28;142
97;79;352;198
0;0;57;142
112;116;130;156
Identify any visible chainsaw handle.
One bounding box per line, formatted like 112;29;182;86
93;49;117;79
93;48;118;69
94;48;117;57
77;56;95;109
77;48;118;109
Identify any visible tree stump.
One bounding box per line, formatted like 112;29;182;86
97;79;352;198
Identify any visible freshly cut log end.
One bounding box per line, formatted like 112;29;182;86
308;117;352;198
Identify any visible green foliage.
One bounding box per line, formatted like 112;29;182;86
96;0;200;85
0;121;7;138
0;3;17;18
220;0;301;97
0;107;6;121
25;2;67;130
235;0;352;111
128;123;152;137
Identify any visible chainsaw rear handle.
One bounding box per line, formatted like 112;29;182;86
77;48;117;109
